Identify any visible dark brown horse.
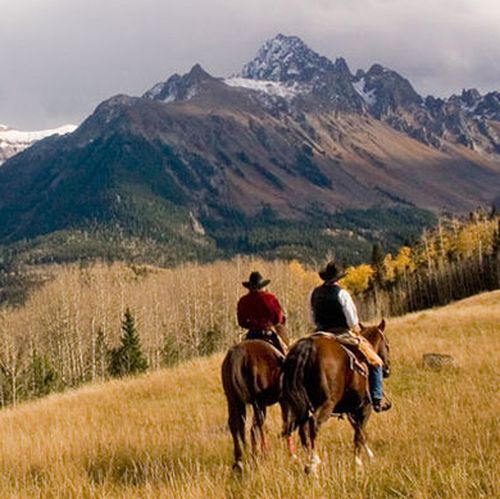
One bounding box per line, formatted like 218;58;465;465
281;320;390;473
221;333;289;472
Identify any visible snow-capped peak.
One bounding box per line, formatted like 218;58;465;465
241;33;334;83
143;64;213;103
0;123;77;165
0;124;76;143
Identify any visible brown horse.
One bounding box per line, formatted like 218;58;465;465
281;320;390;474
221;336;289;472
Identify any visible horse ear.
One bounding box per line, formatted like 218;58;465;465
378;318;386;332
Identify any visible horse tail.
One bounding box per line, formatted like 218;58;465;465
282;337;315;435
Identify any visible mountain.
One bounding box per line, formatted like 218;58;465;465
0;123;77;165
0;34;498;265
352;66;500;155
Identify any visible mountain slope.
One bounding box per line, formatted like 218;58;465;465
0;34;498;263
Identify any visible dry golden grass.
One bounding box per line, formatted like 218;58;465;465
0;290;498;498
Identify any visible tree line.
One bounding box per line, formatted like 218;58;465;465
0;210;497;407
345;209;500;319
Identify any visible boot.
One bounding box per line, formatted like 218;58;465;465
373;397;392;412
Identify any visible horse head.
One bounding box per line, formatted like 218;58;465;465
361;319;391;378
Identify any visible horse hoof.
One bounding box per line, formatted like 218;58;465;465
305;454;321;474
305;463;319;475
232;461;244;473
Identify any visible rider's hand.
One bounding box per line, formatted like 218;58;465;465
352;323;362;334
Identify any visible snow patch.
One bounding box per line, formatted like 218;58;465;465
146;82;165;100
461;102;478;114
0;124;77;165
162;94;176;104
224;77;307;99
145;81;197;103
353;78;377;106
186;86;198;100
0;124;77;143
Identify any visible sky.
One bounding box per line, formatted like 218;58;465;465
1;0;499;130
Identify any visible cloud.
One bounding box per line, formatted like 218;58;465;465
1;0;498;128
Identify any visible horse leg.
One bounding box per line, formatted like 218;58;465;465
348;404;373;470
228;401;246;472
295;419;319;473
304;398;336;475
304;416;321;475
298;422;309;450
251;403;265;456
280;401;297;458
258;406;268;454
359;404;374;461
250;418;258;456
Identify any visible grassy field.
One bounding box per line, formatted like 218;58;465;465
0;291;498;498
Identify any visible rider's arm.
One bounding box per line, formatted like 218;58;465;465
237;297;251;329
309;288;318;327
338;289;359;330
267;293;285;325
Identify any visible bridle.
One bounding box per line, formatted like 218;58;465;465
374;327;391;378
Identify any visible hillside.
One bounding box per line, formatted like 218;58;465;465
0;34;498;264
0;291;498;497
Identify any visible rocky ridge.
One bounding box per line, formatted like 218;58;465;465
144;34;499;158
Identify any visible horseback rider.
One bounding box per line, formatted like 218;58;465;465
310;261;392;412
237;271;288;355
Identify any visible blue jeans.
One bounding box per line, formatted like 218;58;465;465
369;365;384;401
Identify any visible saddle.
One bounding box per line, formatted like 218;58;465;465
312;331;370;377
245;329;287;356
317;328;383;367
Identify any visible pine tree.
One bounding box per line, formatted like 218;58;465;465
161;334;181;367
31;348;58;398
109;309;148;377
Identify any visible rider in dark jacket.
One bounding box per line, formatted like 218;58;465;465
311;262;391;412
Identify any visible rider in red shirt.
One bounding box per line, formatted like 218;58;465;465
237;271;286;354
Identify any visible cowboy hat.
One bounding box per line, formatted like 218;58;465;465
242;271;270;290
318;261;347;281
